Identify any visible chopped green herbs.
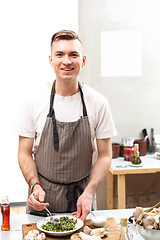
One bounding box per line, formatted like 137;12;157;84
42;216;77;232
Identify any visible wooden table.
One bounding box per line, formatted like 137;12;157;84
107;154;160;209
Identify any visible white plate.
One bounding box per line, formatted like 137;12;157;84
136;225;160;240
36;215;84;236
128;162;143;167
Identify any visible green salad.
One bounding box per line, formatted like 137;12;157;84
42;216;77;232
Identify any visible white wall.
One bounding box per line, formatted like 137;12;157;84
78;0;160;209
78;0;160;143
0;0;78;202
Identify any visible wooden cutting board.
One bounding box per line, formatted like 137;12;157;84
22;218;125;239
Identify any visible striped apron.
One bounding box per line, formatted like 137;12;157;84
27;81;94;213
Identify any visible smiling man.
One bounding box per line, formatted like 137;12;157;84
18;30;117;222
49;37;86;85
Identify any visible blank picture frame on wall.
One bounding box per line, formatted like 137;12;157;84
101;31;142;77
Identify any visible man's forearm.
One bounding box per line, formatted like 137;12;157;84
83;154;111;197
18;154;39;187
18;136;39;188
84;138;112;197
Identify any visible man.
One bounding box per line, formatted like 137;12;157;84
18;30;117;221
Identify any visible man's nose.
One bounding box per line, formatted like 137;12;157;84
62;55;72;64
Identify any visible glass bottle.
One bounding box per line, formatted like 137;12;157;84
1;196;10;231
119;218;133;240
132;143;142;164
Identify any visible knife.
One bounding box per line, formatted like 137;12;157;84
142;128;150;152
150;128;155;153
29;210;48;217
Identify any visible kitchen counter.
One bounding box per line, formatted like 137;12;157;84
0;208;144;239
107;154;160;209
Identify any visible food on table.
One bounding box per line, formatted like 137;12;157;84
90;227;109;237
41;216;77;232
133;206;160;230
79;232;101;240
71;226;109;239
83;226;92;235
24;229;46;240
131;157;142;164
70;233;80;240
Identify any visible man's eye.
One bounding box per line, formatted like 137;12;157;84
56;53;63;57
71;54;79;57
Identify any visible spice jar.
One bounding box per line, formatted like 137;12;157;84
123;148;134;161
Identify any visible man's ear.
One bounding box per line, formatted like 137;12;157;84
82;55;86;67
49;56;52;64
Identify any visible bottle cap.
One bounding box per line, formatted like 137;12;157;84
120;218;128;227
134;143;139;150
1;196;9;204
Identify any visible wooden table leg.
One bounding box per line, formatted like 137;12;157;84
107;171;114;209
117;174;126;209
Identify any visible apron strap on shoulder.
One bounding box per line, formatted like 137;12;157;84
51;108;59;151
78;82;88;117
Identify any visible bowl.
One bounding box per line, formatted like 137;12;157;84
36;215;84;236
91;216;107;227
136;225;160;240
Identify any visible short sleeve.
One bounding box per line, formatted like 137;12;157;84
95;102;117;139
16;100;35;138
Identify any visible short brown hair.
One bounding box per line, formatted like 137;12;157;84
51;30;82;48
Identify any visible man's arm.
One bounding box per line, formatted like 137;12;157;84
18;136;49;211
73;138;112;221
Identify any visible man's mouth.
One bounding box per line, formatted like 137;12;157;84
61;68;74;71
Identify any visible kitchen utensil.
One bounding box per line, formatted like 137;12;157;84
36;215;84;237
150;128;155;153
90;211;107;228
112;143;120;158
29;210;48;217
136;225;160;240
129;202;160;240
90;211;96;218
134;139;147;156
32;193;53;219
154;152;160;160
122;137;134;147
142;128;150;152
128;162;143;167
91;216;107;227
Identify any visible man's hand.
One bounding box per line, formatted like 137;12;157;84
72;192;93;222
28;185;49;211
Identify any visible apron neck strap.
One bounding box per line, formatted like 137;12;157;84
78;81;87;117
47;80;88;151
48;80;88;117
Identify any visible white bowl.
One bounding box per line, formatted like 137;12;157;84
136;225;160;240
37;215;83;236
91;216;107;227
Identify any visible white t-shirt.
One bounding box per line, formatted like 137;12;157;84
17;83;117;151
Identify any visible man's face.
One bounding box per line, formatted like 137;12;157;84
49;39;86;83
